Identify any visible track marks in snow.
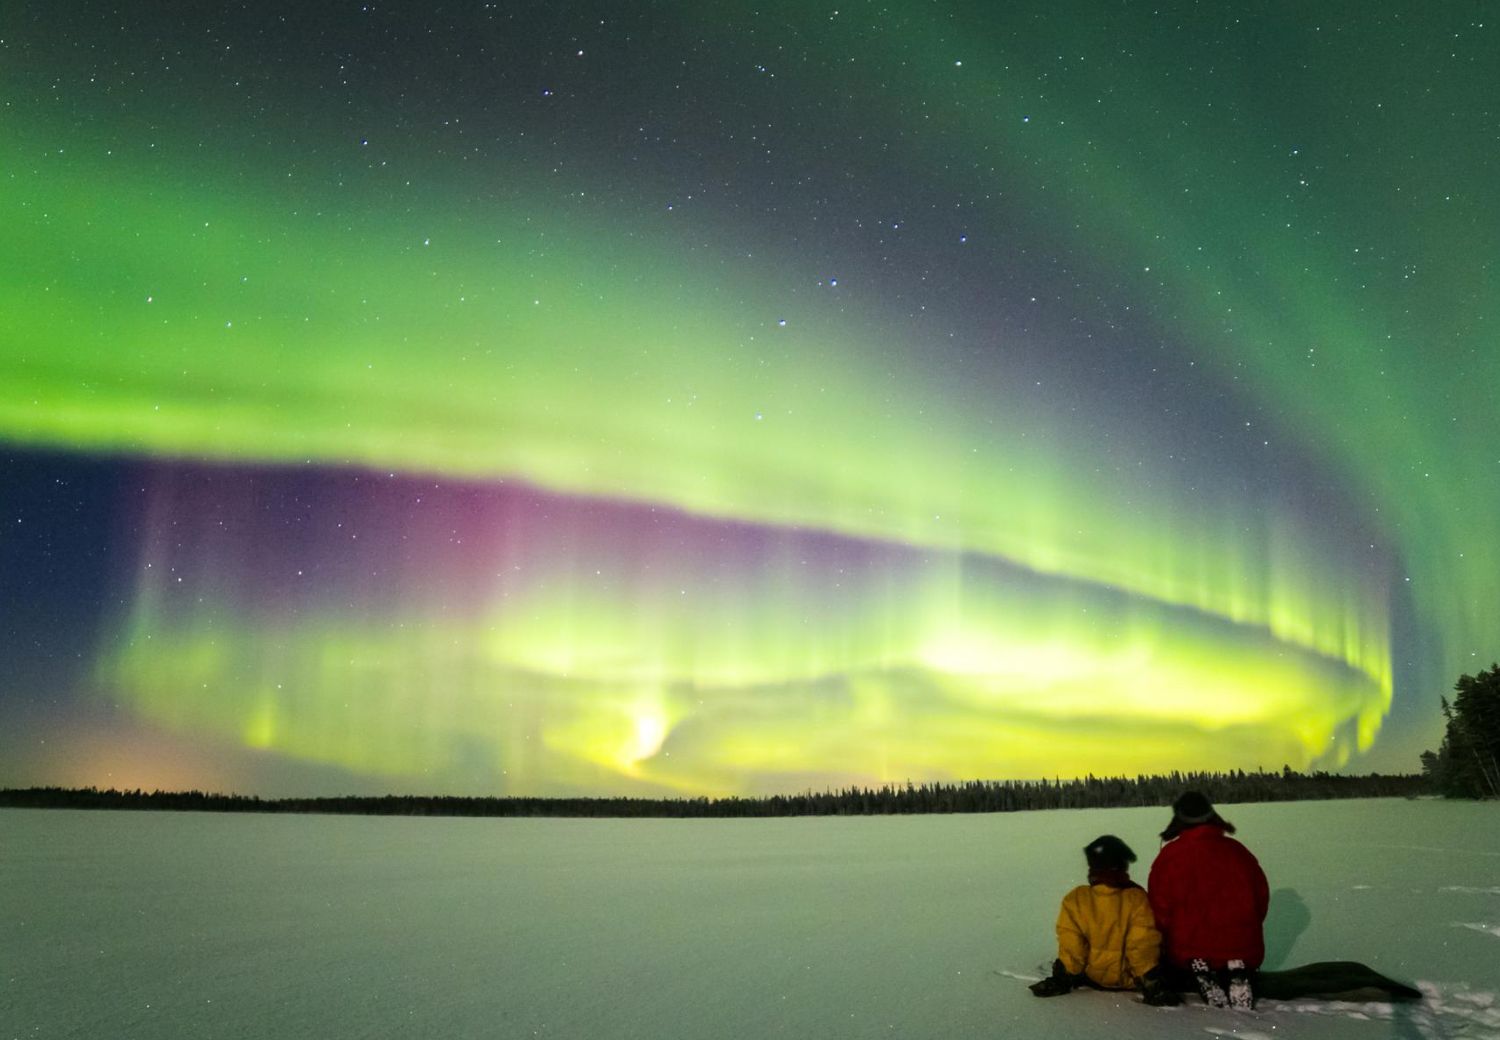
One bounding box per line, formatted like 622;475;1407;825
993;968;1044;984
1280;981;1500;1040
1260;998;1392;1017
1364;842;1500;859
1446;885;1500;942
1257;989;1445;1037
1420;982;1500;1039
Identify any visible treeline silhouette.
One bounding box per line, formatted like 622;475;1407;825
0;768;1427;819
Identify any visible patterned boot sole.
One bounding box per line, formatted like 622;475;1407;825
1192;958;1229;1008
1227;960;1253;1010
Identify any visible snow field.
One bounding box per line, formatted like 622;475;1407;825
2;798;1496;1040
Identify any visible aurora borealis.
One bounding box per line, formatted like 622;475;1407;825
1;2;1494;796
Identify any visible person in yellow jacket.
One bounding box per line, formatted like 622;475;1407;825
1029;835;1179;1005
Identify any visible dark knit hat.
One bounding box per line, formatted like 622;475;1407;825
1172;790;1216;824
1083;834;1136;870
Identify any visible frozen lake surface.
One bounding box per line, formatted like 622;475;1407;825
3;798;1497;1039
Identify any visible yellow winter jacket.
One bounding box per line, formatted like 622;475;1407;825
1055;883;1162;990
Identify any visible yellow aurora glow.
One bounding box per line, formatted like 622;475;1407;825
96;471;1388;795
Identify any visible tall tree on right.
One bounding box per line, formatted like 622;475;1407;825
1422;664;1500;798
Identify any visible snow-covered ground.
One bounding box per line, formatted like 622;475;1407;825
3;798;1496;1040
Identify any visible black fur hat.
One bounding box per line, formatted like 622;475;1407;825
1083;834;1136;870
1172;790;1216;824
1160;790;1235;840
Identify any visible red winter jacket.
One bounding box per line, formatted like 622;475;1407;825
1147;824;1270;968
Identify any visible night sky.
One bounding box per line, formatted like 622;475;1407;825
1;2;1495;797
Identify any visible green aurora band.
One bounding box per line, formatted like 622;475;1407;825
2;1;1493;793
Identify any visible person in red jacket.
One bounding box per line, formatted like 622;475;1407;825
1147;791;1269;1009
